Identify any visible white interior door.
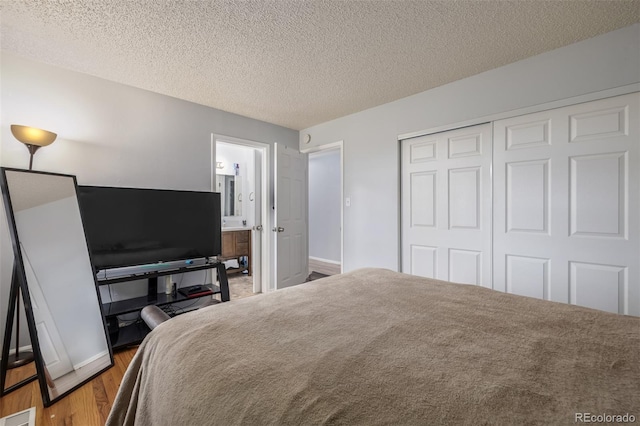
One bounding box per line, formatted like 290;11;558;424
274;143;308;289
21;245;74;380
252;148;263;292
401;123;492;286
493;92;639;315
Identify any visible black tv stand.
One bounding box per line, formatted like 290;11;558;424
98;261;229;350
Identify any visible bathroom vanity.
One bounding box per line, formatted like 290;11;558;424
221;228;251;276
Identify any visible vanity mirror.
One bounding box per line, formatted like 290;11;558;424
0;168;113;406
216;174;242;217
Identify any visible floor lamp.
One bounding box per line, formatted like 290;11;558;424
4;125;56;369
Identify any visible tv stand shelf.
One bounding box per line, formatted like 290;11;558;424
114;321;151;349
102;283;222;316
99;261;229;350
96;262;222;285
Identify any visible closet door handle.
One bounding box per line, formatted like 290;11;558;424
249;192;255;201
272;227;285;232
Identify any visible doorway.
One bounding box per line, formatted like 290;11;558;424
306;142;343;277
212;135;269;295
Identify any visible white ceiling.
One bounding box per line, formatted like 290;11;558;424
1;1;638;130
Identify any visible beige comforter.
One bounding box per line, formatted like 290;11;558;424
107;268;639;425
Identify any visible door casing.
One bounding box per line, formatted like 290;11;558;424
212;134;270;293
301;140;344;274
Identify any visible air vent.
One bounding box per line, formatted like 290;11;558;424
0;407;36;426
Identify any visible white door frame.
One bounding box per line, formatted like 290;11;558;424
398;84;639;141
301;141;344;273
211;134;270;293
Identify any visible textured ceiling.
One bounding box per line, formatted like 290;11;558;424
1;1;638;130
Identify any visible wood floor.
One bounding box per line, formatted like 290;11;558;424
1;346;137;426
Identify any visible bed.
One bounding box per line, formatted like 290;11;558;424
106;268;639;425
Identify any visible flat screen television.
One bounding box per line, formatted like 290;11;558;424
77;186;221;272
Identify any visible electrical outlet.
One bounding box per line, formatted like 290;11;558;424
345;197;351;207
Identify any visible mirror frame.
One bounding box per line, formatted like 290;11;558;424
0;167;114;406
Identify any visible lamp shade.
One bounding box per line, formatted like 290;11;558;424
10;125;57;147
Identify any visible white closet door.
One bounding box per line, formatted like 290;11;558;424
401;123;492;286
493;92;639;315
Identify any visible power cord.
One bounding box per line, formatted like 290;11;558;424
162;298;201;316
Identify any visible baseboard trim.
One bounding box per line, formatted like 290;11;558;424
73;350;109;370
309;256;341;265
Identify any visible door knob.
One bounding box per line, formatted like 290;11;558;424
272;227;285;232
253;225;263;231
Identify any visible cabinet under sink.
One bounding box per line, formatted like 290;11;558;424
221;229;252;276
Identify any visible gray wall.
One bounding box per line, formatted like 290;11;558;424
0;52;298;348
300;23;640;273
309;149;341;263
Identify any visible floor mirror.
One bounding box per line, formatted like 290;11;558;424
0;168;113;406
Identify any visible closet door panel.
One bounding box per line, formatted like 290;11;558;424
494;92;639;315
569;152;626;238
505;159;550;234
505;255;549;300
402;123;492;286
